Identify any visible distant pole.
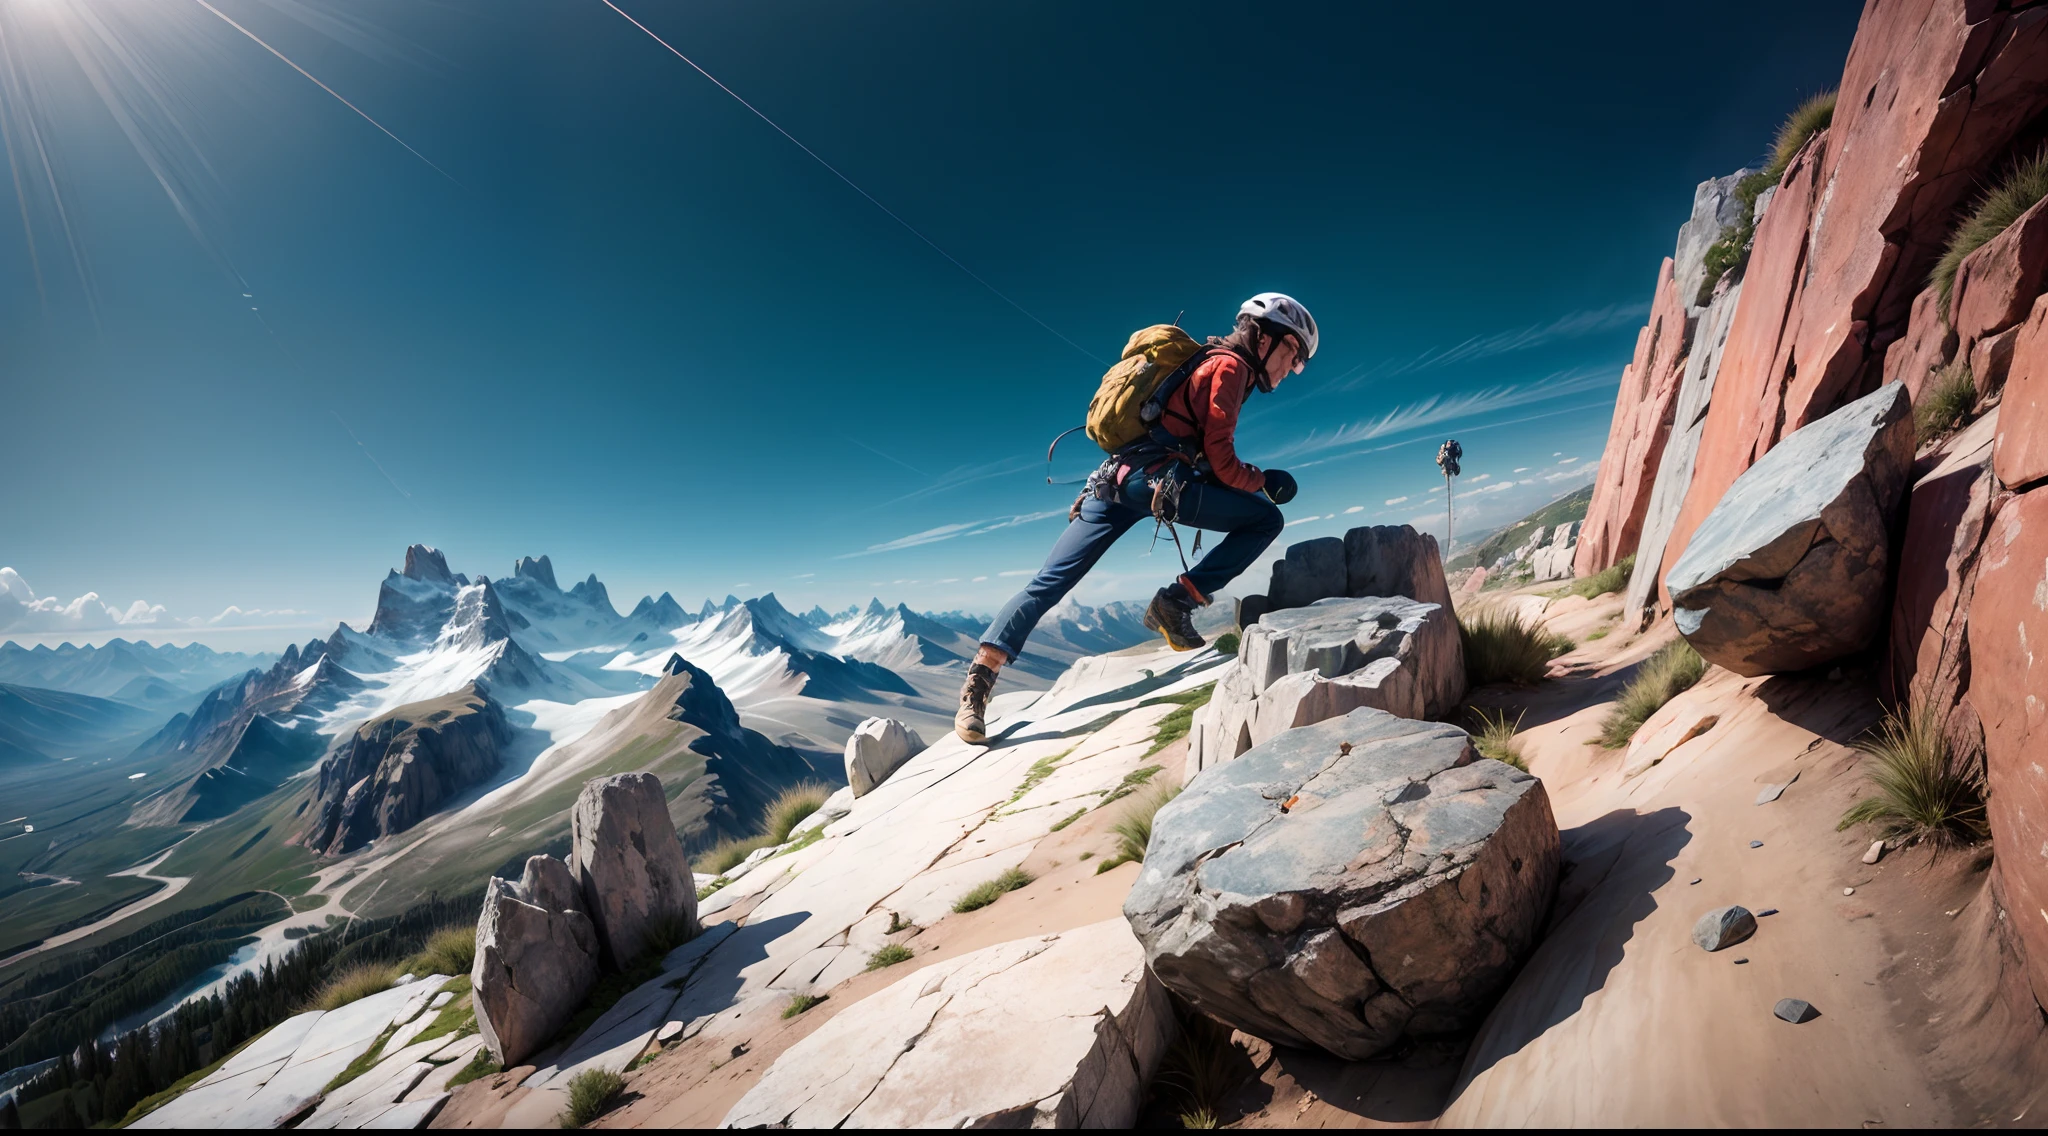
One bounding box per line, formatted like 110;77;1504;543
1436;439;1463;556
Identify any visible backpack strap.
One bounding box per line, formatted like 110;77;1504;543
1136;346;1228;453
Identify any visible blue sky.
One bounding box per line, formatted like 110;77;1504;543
0;0;1860;646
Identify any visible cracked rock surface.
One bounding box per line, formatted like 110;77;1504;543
1126;708;1558;1060
1188;596;1463;776
1666;383;1912;676
473;854;601;1067
721;919;1173;1129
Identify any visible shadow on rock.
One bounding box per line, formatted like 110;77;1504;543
1455;805;1692;1087
1752;671;1882;748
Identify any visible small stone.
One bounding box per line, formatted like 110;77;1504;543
1734;957;1749;964
1690;878;1702;885
1756;908;1779;917
656;1020;685;1044
1749;840;1764;849
1843;887;1855;896
1773;998;1820;1024
1691;905;1757;952
1861;839;1885;865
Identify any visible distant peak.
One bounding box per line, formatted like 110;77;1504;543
865;598;888;617
513;555;558;590
402;544;454;584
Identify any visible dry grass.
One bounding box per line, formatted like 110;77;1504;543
1102;784;1182;870
1839;700;1988;848
1564;554;1634;601
406;925;477;978
1460;609;1574;687
952;867;1033;913
1766;90;1836;182
865;944;913;971
1598;640;1707;747
1935;148;2048;320
781;993;824;1019
1154;1008;1248;1129
309;961;400;1012
561;1067;624;1127
763;782;830;844
1915;361;1977;444
1468;708;1527;771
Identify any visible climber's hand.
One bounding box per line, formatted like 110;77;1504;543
1263;469;1298;505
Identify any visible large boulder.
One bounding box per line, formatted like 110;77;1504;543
1665;384;1912;676
1995;292;2048;491
569;772;701;967
1127;709;1559;1061
843;717;925;797
473;855;601;1067
722;919;1174;1128
1187;596;1463;776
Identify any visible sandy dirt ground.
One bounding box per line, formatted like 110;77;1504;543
437;585;2048;1129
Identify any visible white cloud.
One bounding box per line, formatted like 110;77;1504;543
838;509;1066;558
1384;496;1408;506
0;567;323;636
1285;514;1329;527
1429;486;1445;494
1519;479;1535;485
1514;467;1530;473
1344;505;1365;514
1469;473;1492;482
1271;366;1619;461
1557;456;1580;465
0;567;168;633
998;569;1034;578
1478;481;1516;493
971;576;988;582
1341;302;1649;384
205;606;310;627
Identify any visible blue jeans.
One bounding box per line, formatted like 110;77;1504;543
981;471;1283;659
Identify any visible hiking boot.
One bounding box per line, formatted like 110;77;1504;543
955;662;997;744
1144;587;1206;652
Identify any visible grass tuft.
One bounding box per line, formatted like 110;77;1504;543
309;961;401;1012
952;867;1033;913
701;835;771;876
561;1067;625;1127
1460;609;1574;687
1468;708;1527;771
763;782;830;844
1934;148;2048;321
406;925;477;978
1598;640;1707;747
1108;784;1181;867
1915;361;1977;444
1154;1009;1247;1130
1049;807;1088;833
865;944;914;971
1565;554;1634;601
1838;699;1988;848
781;993;823;1019
1766;90;1836;183
1099;764;1164;807
1211;631;1241;657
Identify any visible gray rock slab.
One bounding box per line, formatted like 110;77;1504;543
363;1092;449;1128
473;854;601;1067
571;771;702;966
1690;906;1757;951
722;919;1173;1129
1189;596;1463;776
525;920;738;1091
1128;708;1559;1060
1666;384;1912;675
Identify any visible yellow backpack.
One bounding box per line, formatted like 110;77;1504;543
1083;325;1211;453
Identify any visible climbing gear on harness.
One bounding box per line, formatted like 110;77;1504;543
1262;468;1298;505
1239;293;1318;359
955;662;998;744
1144;585;1206;652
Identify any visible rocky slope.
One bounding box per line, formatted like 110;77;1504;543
304;683;513;855
1574;0;2048;1047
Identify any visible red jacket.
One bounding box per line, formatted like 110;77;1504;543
1158;352;1265;494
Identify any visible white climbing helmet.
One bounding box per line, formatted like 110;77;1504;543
1239;292;1319;359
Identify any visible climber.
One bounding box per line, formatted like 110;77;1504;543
954;293;1317;744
